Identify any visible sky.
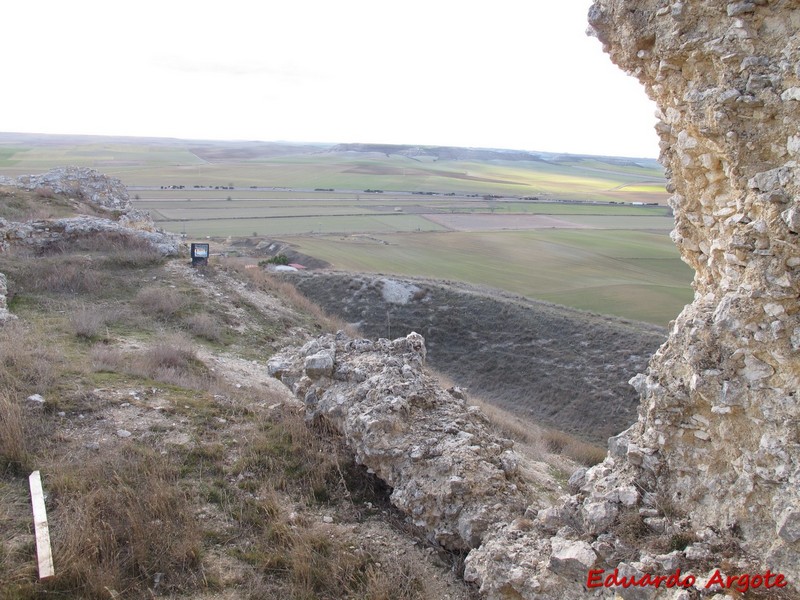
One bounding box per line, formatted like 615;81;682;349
2;1;660;158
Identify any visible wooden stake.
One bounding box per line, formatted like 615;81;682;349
29;470;55;579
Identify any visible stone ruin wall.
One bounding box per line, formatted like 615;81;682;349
588;0;799;578
0;167;181;256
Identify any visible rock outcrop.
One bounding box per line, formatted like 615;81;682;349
268;332;528;551
469;2;800;598
0;167;181;255
0;216;181;256
0;166;144;221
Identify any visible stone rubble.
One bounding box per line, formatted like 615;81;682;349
1;166;139;217
268;331;529;552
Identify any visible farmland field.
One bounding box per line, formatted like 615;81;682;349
0;133;692;325
0;133;668;202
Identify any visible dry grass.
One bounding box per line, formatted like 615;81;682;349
540;428;607;467
232;500;427;600
234;412;344;502
0;392;37;476
229;261;358;336
91;334;219;390
21;258;107;296
184;311;226;343
0;187;76;221
44;232;164;269
0;322;62;396
433;370;607;469
134;286;189;320
44;445;203;599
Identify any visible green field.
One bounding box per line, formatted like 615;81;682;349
160;214;446;237
286;230;693;325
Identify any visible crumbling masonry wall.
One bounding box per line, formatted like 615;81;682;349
463;3;799;598
586;0;799;576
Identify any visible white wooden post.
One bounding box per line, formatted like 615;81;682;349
29;470;55;579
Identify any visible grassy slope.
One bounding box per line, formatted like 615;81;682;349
289;272;666;444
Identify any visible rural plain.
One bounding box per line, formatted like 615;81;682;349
0;133;693;325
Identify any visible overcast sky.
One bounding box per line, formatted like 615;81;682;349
2;1;660;158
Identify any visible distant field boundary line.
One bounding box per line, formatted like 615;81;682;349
151;211;670;223
152;212;413;222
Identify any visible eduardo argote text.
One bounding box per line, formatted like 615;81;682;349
587;567;788;594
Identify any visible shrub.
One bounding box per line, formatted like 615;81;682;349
185;312;225;343
134;286;189;320
89;344;127;372
69;305;111;340
267;254;290;265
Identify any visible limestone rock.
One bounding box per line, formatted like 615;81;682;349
0;167;181;255
467;2;800;596
304;350;335;379
1;166;134;215
0;215;181;256
270;331;527;551
547;538;597;580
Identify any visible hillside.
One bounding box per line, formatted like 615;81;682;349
0;169;585;598
286;272;666;444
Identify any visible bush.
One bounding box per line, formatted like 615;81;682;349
267;254;290;265
185;312;226;343
69;305;118;340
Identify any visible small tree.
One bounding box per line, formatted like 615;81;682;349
266;254;289;265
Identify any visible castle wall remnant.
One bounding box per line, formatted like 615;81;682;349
586;0;799;575
466;2;799;597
